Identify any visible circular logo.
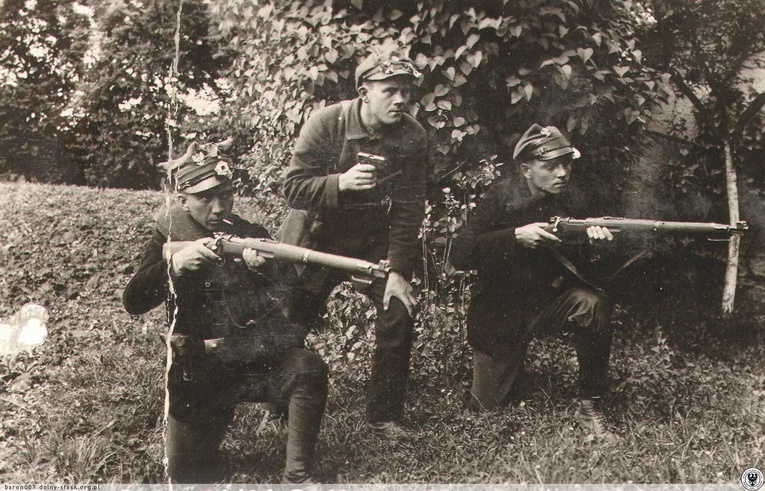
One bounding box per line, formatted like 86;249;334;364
742;468;764;491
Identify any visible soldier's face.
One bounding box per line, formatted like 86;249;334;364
179;182;234;231
522;156;572;198
359;76;412;128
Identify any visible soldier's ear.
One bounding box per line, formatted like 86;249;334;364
177;193;189;210
520;163;532;179
358;85;369;101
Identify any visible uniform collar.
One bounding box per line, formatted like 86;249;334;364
345;97;398;141
345;98;369;140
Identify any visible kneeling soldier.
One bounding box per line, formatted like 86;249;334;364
123;141;327;484
451;124;616;440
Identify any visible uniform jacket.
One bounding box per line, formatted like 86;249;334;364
450;176;603;357
123;205;307;368
281;97;427;278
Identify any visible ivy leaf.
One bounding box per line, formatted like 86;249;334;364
614;66;629;78
478;17;502;30
350;0;363;9
325;49;338;64
444;66;456;81
451;129;467;142
511;88;524;104
505;75;521;87
577;47;593;63
523;84;533;101
428;115;447;129
567;114;577;132
468;51;483;68
560;64;572;79
436;143;451;155
389;9;403;20
437;100;452;111
415;53;429;70
453;116;466;127
466;33;480;49
434;84;450;97
624;108;637;124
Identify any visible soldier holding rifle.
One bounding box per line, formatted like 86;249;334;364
122;141;327;484
451;124;617;439
281;45;427;436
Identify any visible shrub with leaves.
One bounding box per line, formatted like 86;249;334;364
209;0;670;205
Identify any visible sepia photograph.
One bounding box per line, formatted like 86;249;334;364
0;0;763;487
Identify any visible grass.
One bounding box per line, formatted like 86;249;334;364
0;182;763;484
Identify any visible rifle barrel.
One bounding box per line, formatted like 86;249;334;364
549;217;747;234
220;237;389;278
163;236;389;279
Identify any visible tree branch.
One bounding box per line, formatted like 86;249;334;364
733;92;765;141
669;69;716;138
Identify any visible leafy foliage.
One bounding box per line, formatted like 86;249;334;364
207;0;670;206
0;0;90;183
69;0;227;189
636;0;765;197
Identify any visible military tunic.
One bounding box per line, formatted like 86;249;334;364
280;97;427;424
451;176;614;408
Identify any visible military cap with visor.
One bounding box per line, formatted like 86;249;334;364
355;46;422;88
158;138;235;194
513;124;581;163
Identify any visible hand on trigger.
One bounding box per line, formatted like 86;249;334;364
515;222;562;249
171;238;221;274
338;163;377;191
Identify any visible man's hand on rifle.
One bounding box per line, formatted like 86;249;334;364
516;222;562;250
242;248;267;271
339;163;377;191
586;225;614;244
384;271;418;317
171;238;221;275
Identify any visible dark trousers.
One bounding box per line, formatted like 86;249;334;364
291;267;414;424
165;348;328;483
470;287;614;411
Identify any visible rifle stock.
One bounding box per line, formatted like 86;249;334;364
544;216;748;237
163;234;390;284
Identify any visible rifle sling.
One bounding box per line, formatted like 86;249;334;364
543;245;603;291
606;248;652;283
544;245;652;291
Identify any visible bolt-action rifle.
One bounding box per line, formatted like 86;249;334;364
163;234;390;284
544;216;748;239
539;217;748;289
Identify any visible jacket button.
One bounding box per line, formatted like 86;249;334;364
204;281;211;287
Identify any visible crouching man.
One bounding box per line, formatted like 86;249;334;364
451;124;617;440
122;141;327;484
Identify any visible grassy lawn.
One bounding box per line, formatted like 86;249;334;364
0;182;762;484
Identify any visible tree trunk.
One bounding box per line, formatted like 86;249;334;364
722;140;740;314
